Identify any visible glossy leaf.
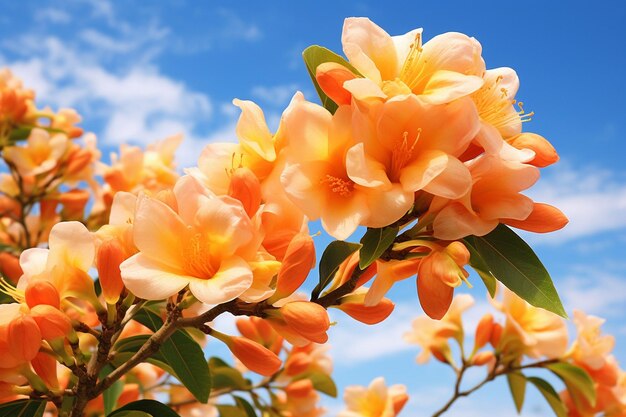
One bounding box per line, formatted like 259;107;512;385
133;309;211;403
217;405;251;417
468;225;566;317
463;237;497;297
209;357;249;390
0;399;46;417
527;377;567;417
233;396;256;417
111;400;181;417
302;45;360;114
311;241;362;300
359;226;398;269
507;372;527;413
547;362;596;409
293;372;338;397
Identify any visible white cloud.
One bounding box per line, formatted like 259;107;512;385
35;8;72;24
328;303;417;364
251;84;300;107
559;269;626;318
525;163;626;244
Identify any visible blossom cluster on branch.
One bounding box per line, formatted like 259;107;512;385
0;16;617;417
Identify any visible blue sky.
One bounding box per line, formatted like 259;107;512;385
2;0;625;415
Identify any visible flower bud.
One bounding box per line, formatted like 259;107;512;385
285;379;315;398
507;133;558;167
96;238;127;304
504;203;568;234
474;314;494;351
58;189;90;220
227;336;282;376
25;281;60;309
471;351;495;366
491;323;503;347
236;317;283;354
335;292;394;325
285;351;312;376
29;304;73;342
279;301;330;344
228;167;262;217
31;352;59;389
0;253;23;284
65;148;93;176
269;233;315;303
8;315;41;363
315;62;357;106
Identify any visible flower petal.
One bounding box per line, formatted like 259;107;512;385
188;256;253;305
120;254;190;300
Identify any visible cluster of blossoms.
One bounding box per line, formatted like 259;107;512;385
406;288;626;416
0;15;612;417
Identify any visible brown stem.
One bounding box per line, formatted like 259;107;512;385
431;357;561;416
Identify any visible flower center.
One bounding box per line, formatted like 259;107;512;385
320;174;354;197
182;231;218;279
472;75;534;134
390;129;421;181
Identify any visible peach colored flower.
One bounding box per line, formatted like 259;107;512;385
339;377;408;417
429;155;543;240
570;310;616;371
120;175;279;304
281;98;413;238
333;18;484;105
345;94;479;210
404;294;474;364
3;128;68;178
492;286;568;361
17;221;100;308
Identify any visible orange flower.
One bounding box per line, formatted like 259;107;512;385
214;331;282;377
339;377;408;417
333;18;484;105
492;286;568;361
120;175;279;304
267;301;330;345
404;294;473;364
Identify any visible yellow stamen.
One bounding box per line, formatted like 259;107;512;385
399;32;424;91
390;129;421;181
182;231;218;279
0;277;24;303
320;174;354;197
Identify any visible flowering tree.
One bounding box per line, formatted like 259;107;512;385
0;16;623;417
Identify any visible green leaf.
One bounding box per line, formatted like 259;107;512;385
311;241;362;300
463;237;497;297
302;45;361;114
293;372;338;397
112;335;174;375
209;357;249;390
527;377;567;417
547;362;596;409
359;226;398;269
507;372;527;413
132;309;211;403
111;399;181;417
233;396;257;417
8;126;32;142
217;405;251;417
108;411;152;417
0;399;46;417
101;365;124;415
467;224;566;317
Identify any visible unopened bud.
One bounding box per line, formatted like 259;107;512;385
284;379;315;398
279;301;329;344
315;62;357;106
29;305;73;342
284;351;312;376
471;350;495;366
25;281;61;309
269;233;315;303
491;323;503;347
335;292;394;325
0;253;23;284
8;315;41;363
228;336;282;376
31;352;59;389
507;133;558;168
474;314;494;351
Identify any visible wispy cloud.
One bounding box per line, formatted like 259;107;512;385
525;162;626;244
34;8;72;24
559;268;626;318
